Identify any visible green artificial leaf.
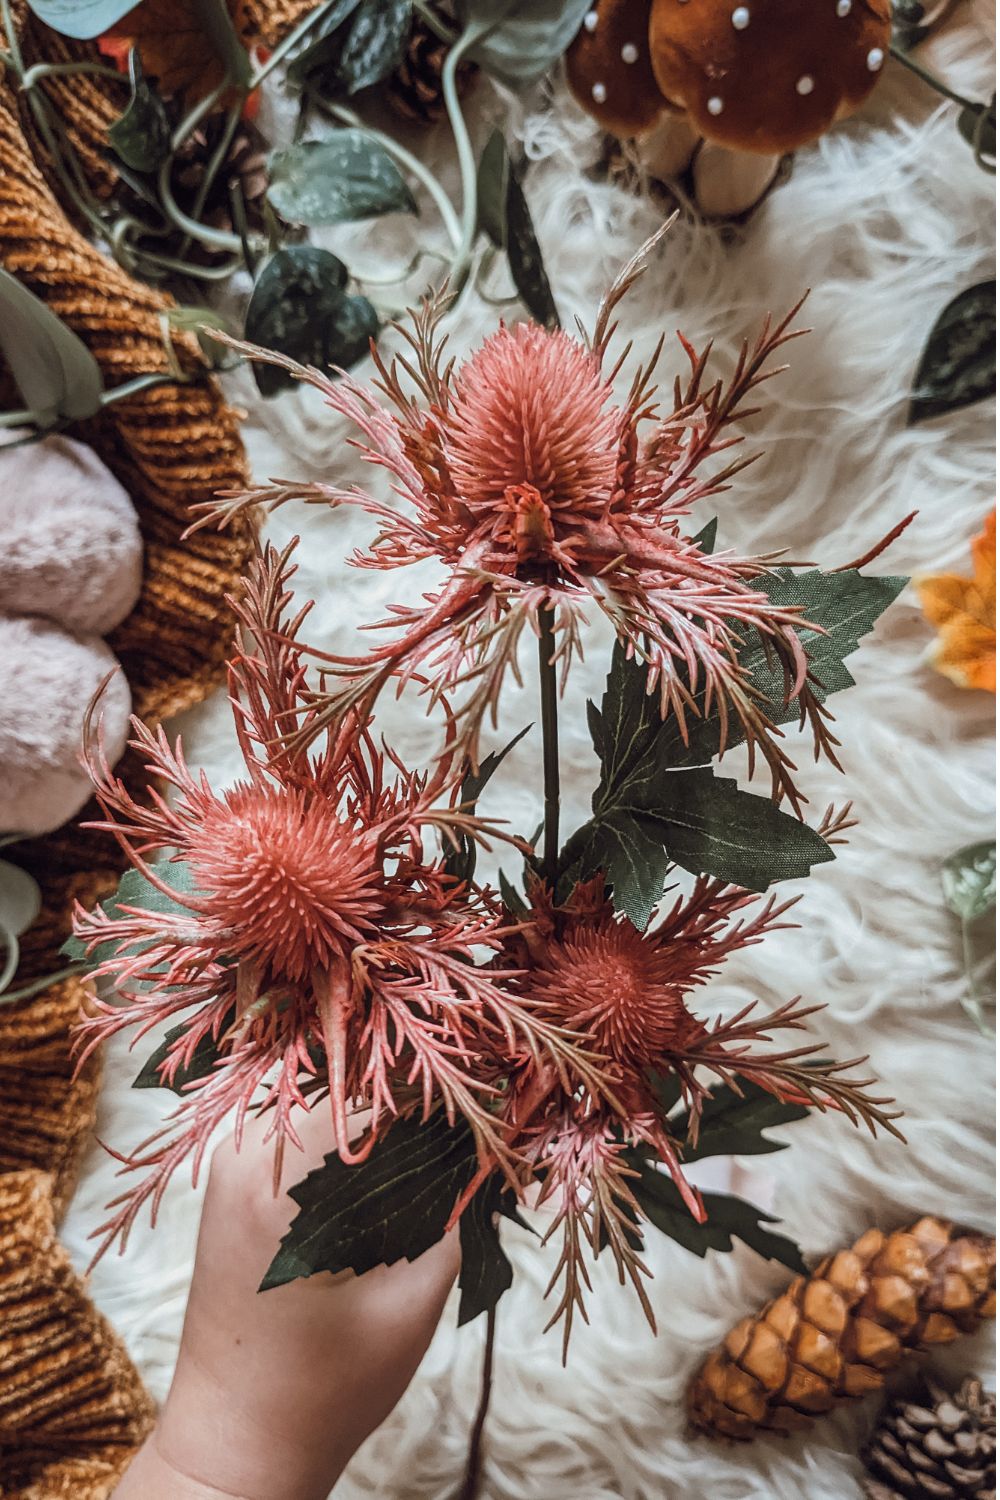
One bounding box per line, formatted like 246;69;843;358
108;49;170;172
670;1078;810;1162
498;869;529;916
268;134;416;225
957;95;996;170
457;1175;532;1324
61;862;198;967
243;247;378;396
908;281;996;426
568;811;670;929
942;840;997;923
262;1112;479;1290
633;1161;807;1273
445;725;530;882
457;0;593;86
692;516;718;553
289;0;409;93
133;1004;236;1093
24;0;137;38
476;130;558;329
0;267;104;428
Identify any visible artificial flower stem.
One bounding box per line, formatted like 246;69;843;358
456;1300;497;1500
538;606;561;887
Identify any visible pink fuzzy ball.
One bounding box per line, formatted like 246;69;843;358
0;615;131;837
0;434;142;636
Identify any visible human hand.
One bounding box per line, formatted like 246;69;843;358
113;1107;460;1500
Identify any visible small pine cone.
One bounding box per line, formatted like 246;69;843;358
174;118;270;234
386;11;477;124
688;1218;996;1441
862;1374;996;1500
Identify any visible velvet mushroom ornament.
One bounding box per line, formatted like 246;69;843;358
567;0;892;217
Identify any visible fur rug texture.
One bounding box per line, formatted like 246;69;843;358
62;10;996;1498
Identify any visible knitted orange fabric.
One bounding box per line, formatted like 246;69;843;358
0;4;279;1491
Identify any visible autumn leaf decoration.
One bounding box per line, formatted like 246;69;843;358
916;510;996;693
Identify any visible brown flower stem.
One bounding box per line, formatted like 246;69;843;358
456;1301;497;1500
538;606;561;886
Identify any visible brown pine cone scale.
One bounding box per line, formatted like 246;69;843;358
688;1217;996;1441
862;1374;996;1499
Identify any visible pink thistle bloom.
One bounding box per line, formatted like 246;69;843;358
72;543;604;1259
477;875;902;1352
197;262;835;806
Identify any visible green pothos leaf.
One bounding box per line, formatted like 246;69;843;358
477;130;559;329
0;267;104;428
267;134;417;225
942;840;997;923
457;0;592;86
243;247;378;395
262;1112;478;1290
631;1161;807;1273
288;0;410;93
108;49;171;172
24;0;136;38
908;281;996;426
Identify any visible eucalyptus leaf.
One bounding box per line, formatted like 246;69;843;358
457;0;592;86
268;135;416;225
243;247;378;396
262;1112;479;1290
908;281;996;425
0;267;104;428
632;1161;807;1273
108;50;171;173
476;130;558;329
24;0;137;39
942;840;996;923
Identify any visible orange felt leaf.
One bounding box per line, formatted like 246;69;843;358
104;0;250;107
916;510;996;693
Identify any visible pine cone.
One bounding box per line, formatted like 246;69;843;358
386;10;477;124
688;1217;996;1441
173;117;270;234
862;1374;996;1499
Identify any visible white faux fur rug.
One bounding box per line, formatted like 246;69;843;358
62;10;996;1498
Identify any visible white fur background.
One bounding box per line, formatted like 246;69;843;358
63;9;996;1498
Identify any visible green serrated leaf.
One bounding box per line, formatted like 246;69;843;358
633;1162;806;1273
457;1175;529;1324
133;1004;236;1093
262;1112;478;1290
61;862;199;967
908;281;996;426
942;840;997;923
673;1078;809;1162
445;725;531;882
692;516;718;553
577;810;670;929
108;49;171;172
268;134;417;225
457;0;593;86
243;247;378;396
632;767;835;892
0;267;104;428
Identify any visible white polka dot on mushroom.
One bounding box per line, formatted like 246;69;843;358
707;96;724;115
731;5;750;27
867;46;884;70
621;42;639;63
836;0;851;13
583;9;598;31
592;81;607;102
796;74;814;95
